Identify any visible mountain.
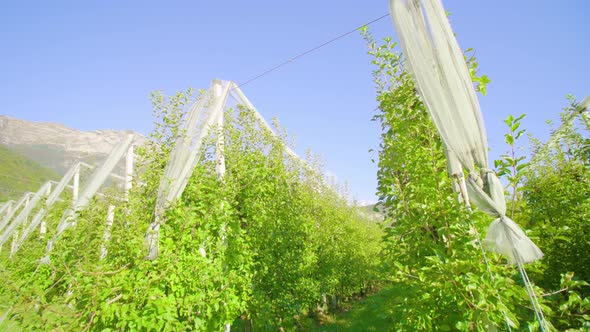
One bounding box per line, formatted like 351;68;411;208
0;115;144;175
0;145;60;202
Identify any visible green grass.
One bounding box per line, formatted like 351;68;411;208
0;144;59;202
229;284;401;331
302;284;400;331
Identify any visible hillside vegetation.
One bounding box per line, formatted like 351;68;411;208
0;144;59;202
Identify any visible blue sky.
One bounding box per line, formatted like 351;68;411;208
1;1;588;204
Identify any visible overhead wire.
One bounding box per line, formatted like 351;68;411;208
237;13;390;88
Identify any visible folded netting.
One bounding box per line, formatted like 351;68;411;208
389;0;543;264
146;81;231;260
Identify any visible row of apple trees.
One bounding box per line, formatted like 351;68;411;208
0;89;383;331
364;27;589;331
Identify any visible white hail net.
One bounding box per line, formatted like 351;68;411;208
146;81;231;260
388;0;542;264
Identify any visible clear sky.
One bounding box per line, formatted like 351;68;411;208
1;1;588;204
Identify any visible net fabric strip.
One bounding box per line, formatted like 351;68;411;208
388;0;542;263
146;80;231;260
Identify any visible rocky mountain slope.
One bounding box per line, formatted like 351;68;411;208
0;115;144;174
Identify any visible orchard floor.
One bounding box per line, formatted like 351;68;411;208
302;284;398;331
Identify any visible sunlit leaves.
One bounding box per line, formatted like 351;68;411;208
0;89;383;331
363;28;547;330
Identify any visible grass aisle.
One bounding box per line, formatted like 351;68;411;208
305;285;399;331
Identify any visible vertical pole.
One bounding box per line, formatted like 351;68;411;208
73;163;80;205
124;145;134;200
100;205;116;260
213;81;229;250
0;201;12;218
214;82;230;323
214;81;226;180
